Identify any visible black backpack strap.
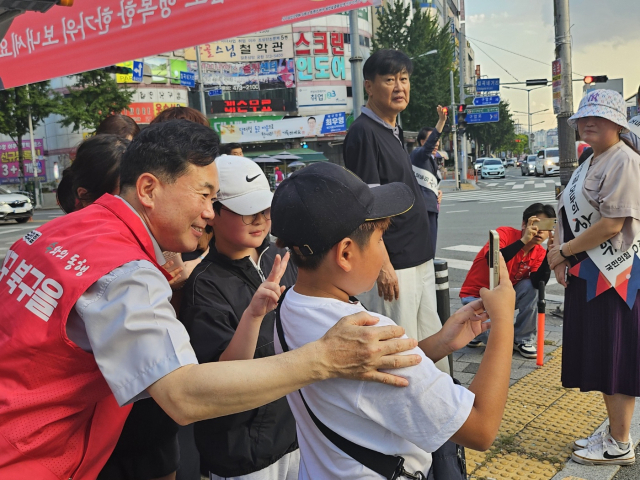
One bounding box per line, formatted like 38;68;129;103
275;289;423;480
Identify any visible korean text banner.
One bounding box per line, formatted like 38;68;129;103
0;0;375;89
1;139;45;185
220;112;346;143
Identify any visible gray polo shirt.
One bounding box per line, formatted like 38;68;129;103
65;197;198;406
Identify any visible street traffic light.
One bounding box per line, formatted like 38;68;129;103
584;75;608;84
103;66;133;75
457;104;467;135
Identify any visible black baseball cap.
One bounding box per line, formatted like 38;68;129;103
271;163;414;256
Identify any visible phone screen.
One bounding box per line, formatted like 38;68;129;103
489;230;500;290
533;218;557;231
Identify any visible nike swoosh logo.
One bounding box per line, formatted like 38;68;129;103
246;174;260;182
603;450;631;459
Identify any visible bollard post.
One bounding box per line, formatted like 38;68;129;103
434;260;453;375
536;281;546;367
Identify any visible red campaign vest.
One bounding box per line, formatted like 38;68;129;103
0;194;172;480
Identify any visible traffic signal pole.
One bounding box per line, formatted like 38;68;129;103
554;0;577;188
450;70;460;190
459;21;467;182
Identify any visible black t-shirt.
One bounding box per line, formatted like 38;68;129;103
343;114;433;269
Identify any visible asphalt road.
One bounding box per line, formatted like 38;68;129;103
436;165;565;307
0;208;65;257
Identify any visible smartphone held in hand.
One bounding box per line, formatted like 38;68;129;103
533;217;557;231
489;230;500;290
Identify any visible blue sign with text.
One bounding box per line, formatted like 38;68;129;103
476;78;500;92
320;112;347;134
207;88;223;96
180;71;195;88
473;95;500;106
466;107;500;124
132;61;143;82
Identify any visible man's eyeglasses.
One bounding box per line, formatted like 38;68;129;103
220;205;271;225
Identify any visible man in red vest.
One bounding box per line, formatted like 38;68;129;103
0;120;421;480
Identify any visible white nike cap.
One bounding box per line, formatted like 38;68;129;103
214;155;273;215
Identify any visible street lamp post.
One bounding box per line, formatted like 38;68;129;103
503;85;548;153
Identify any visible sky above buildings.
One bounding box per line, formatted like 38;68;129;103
465;0;640;132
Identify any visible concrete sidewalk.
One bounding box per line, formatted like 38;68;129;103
440;178;479;192
445;295;638;480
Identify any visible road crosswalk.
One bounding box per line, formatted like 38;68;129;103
442;189;557;204
482;178;558;189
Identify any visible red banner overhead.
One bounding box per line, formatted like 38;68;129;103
0;0;374;89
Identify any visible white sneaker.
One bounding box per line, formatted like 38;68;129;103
572;432;635;466
573;426;615;451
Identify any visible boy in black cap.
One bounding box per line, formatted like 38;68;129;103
272;162;517;479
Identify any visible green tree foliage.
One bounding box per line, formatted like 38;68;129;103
58;70;134;133
372;0;456;131
465;101;516;157
502;133;529;157
0;83;60;189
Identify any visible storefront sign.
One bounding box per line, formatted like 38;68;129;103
209;98;287;114
295;56;346;82
297;85;348;107
220;112;346;143
185;33;294;62
121;102;155;123
1;0;377;89
209;115;285;134
129;87;189;104
294;32;345;56
188;59;295;91
120;101;187;123
0;139;46;185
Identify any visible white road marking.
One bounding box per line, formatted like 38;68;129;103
544;179;556;183
486;183;498;187
503;206;523;209
505;182;515;185
444;210;469;214
512;184;525;189
0;227;34;236
438;258;473;271
442;245;482;253
525;181;535;185
535;183;545;188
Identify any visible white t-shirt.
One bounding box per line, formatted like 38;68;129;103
274;289;475;479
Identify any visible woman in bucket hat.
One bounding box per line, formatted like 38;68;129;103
547;90;640;466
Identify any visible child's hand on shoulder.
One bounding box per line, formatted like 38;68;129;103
246;252;290;320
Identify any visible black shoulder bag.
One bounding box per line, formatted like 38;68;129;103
275;288;468;480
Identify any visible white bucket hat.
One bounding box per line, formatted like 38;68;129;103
568;89;629;133
214;155;273;215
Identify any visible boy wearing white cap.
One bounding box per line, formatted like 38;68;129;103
180;155;300;480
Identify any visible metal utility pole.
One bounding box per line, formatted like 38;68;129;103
458;21;467;180
26;84;40;208
450;70;459;190
554;0;576;188
195;45;207;117
349;9;364;120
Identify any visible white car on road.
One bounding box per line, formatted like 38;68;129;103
535;148;560;176
0;186;33;223
480;158;505;179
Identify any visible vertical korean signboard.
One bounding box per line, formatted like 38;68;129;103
552;59;562;115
